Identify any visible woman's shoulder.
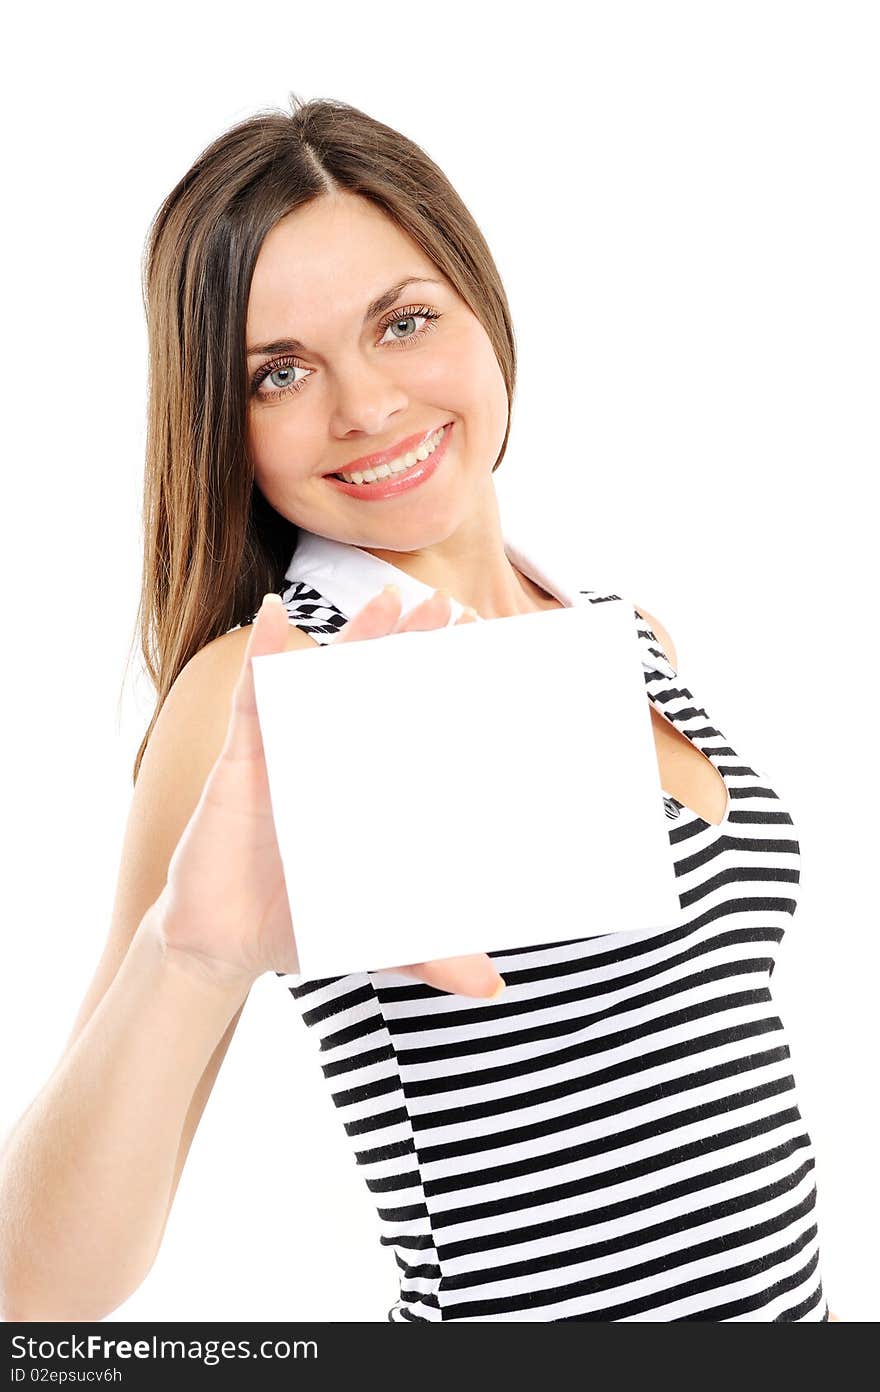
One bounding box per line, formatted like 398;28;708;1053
572;575;677;673
181;618;320;688
632;601;678;672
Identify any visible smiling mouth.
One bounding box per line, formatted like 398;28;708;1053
328;422;451;485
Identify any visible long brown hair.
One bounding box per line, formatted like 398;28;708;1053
128;93;517;783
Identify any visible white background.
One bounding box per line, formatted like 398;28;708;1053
0;0;876;1323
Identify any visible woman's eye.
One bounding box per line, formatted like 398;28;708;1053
378;312;431;345
251;357;310;399
268;364;300;390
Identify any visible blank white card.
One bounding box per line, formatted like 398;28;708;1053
251;604;682;980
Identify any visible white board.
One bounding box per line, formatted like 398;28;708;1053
252;604;681;979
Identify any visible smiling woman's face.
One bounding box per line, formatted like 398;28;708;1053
245;191;509;551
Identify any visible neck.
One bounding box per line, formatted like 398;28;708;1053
356;493;560;619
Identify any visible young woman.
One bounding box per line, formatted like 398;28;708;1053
0;96;837;1323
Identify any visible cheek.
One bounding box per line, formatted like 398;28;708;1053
249;407;314;469
421;322;504;407
247;411;319;505
249;406;288;457
443;325;508;423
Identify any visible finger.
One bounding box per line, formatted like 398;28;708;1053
384;953;506;999
223;594;292;762
394;592;481;632
331;584;405;645
334;585;473;644
393;588;455;633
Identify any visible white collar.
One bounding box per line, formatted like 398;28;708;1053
282;525;677;679
284;525;585;622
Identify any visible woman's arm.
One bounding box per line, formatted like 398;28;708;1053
0;624;303;1321
0;907;251;1321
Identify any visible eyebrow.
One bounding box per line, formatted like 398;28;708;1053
246;276;445;359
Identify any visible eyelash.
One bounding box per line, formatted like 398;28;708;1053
249;304;442;401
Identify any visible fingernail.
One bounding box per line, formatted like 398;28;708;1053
435;587;451;600
487;977;506;1000
262;593;283;608
382;584;401;598
462;605;479;619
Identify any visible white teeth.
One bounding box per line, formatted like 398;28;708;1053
337;425;446;485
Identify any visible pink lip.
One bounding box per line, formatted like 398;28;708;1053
325;421;454;501
324;423;449;479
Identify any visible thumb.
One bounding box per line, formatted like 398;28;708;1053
223;593;291;762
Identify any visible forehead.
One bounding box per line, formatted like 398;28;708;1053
247;195;441;329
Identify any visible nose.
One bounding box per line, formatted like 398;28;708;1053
328;355;410;438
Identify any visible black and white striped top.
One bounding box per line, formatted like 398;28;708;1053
263;527;830;1322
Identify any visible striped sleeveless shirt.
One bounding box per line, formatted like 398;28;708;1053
263;526;830;1322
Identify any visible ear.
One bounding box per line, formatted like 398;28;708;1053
634;604;678;672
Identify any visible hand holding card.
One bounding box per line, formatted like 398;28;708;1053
151;584;507;998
